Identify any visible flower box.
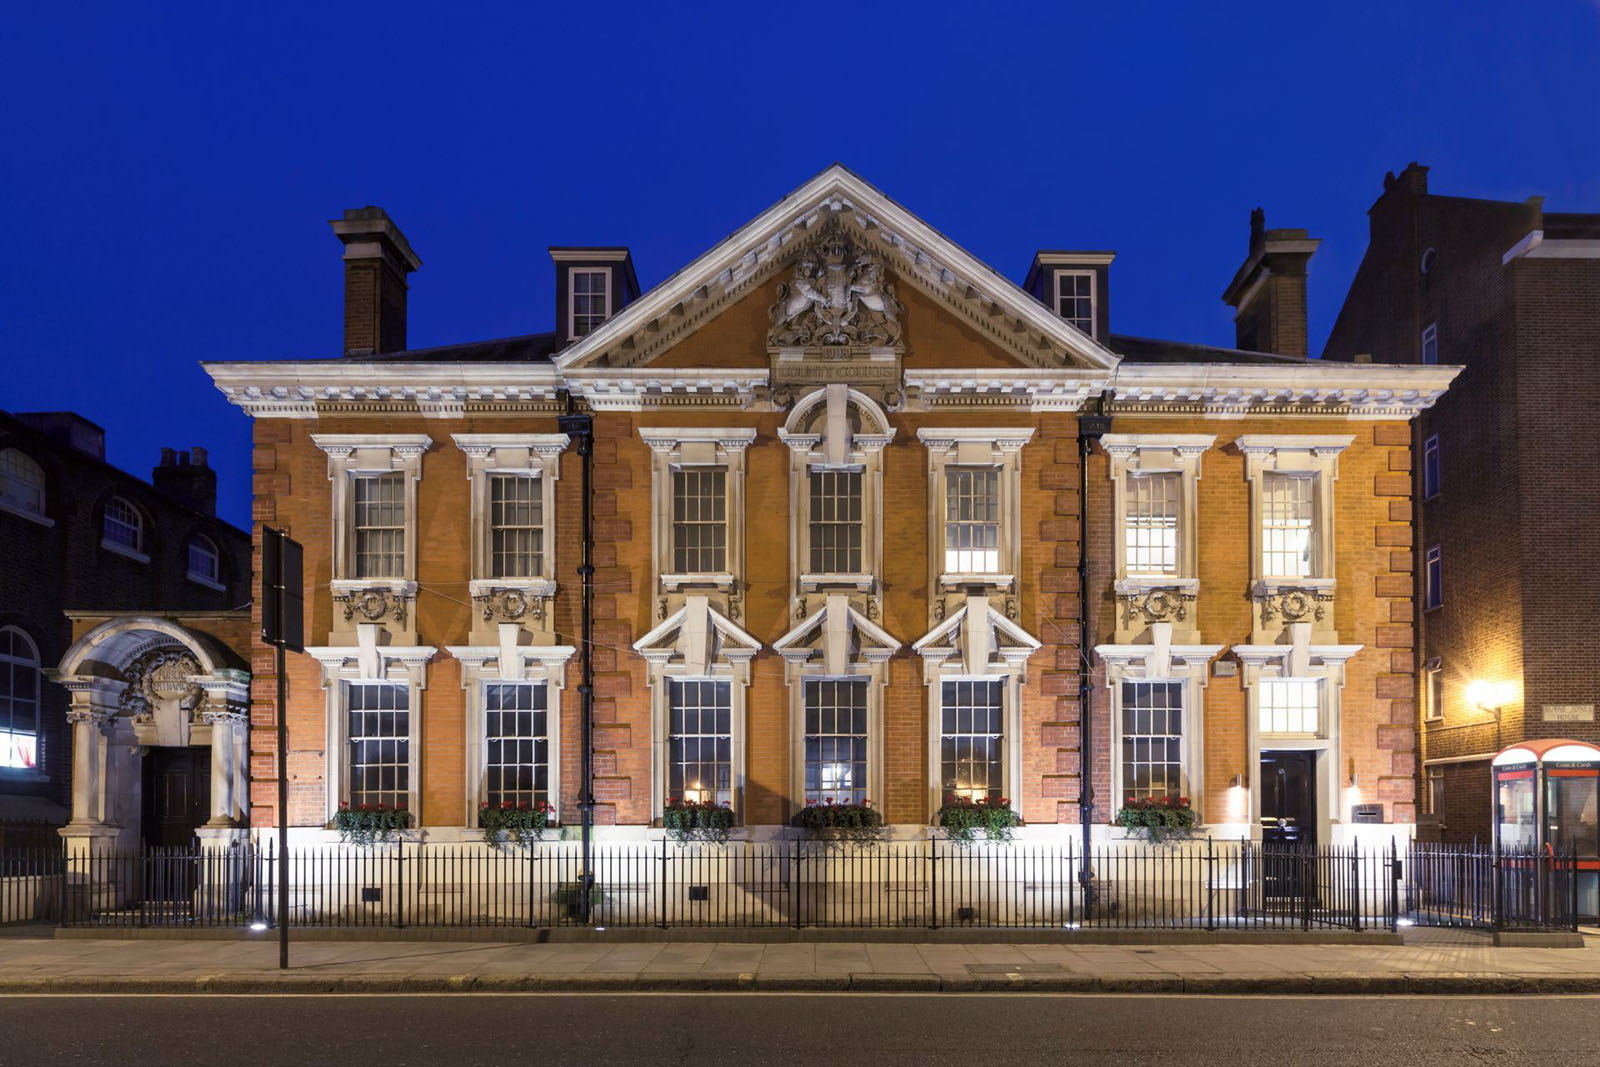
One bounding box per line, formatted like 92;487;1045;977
662;798;736;845
1113;795;1198;845
935;796;1022;845
478;799;553;849
331;802;413;847
791;799;885;844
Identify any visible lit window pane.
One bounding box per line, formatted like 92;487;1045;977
484;682;549;809
490;473;543;578
1125;472;1179;574
1259;679;1320;736
944;467;1000;574
939;679;1004;802
0;628;40;770
804;679;868;804
1261;473;1314;578
353;473;405;578
668;680;732;806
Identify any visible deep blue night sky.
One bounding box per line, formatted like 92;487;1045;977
3;3;1597;530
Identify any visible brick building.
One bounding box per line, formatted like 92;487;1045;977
0;409;251;847
200;167;1454;856
1323;163;1600;843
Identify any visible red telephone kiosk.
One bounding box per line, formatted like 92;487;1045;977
1492;739;1600;920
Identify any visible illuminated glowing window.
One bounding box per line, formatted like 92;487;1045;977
944;467;1000;574
0;627;40;771
1259;678;1320;736
1261;473;1314;578
1125;471;1179;575
803;679;868;805
939;679;1004;802
668;680;731;807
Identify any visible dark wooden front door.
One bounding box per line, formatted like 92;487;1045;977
141;746;211;849
1260;750;1317;899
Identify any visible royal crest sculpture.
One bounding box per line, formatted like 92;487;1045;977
769;227;903;349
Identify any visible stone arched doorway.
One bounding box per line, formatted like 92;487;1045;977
51;615;250;856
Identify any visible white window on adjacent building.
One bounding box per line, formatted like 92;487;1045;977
1054;270;1096;338
807;469;863;575
672;467;728;575
346;680;410;809
569;268;610;338
1424;658;1444;721
1426;765;1445;816
803;679;869;805
483;681;549;809
939;679;1005;803
186;534;221;586
1421;321;1438;365
1125;471;1180;576
102;496;145;558
1259;678;1322;737
1422;434;1441;500
0;627;40;771
1261;472;1315;579
1121;680;1185;800
943;467;1001;574
353;472;406;579
1425;545;1443;610
667;679;732;806
0;449;45;517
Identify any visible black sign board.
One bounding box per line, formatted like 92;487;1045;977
260;526;304;653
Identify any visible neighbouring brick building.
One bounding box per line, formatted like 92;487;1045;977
197;167;1454;856
0;409;251;847
1323;162;1600;844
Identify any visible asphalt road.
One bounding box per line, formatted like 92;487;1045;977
0;993;1595;1066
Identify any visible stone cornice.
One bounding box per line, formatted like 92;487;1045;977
203;362;564;419
915;426;1037;455
1107;363;1459;419
567;369;768;411
904;369;1105;411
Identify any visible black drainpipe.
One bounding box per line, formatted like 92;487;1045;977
1076;400;1111;888
558;399;596;920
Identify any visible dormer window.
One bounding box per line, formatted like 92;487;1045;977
1054;270;1096;338
569;268;610;338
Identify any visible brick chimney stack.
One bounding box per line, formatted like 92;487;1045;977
1220;208;1321;357
153;447;217;516
330;206;421;356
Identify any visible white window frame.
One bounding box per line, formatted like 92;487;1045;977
101;495;148;563
1423;658;1444;722
1425;545;1443;611
1421;321;1438;365
779;386;894;594
1425;765;1445;816
568;267;611;339
0;626;42;774
1234;641;1362;837
1098;641;1221;818
1053;269;1097;339
452;434;569;603
446;642;574;827
1422;434;1440;500
917;428;1034;593
634;595;760;824
774;593;900;810
312;434;432;605
306;645;436;823
1103;435;1213;590
186;534;225;591
913;594;1042;815
1237;436;1349;589
0;448;50;526
640;427;755;596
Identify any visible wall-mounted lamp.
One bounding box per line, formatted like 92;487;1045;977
1347;757;1358;788
1465;679;1517;714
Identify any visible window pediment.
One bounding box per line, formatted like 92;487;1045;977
774;594;901;675
912;595;1041;681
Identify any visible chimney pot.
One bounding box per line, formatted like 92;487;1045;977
1221;208;1320;357
160;447;177;467
153;446;218;515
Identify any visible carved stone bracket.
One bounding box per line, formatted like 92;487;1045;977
1258;587;1333;624
118;648;204;723
336;587;411;627
1119;588;1196;630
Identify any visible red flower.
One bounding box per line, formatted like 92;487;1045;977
338;801;350;811
998;797;1009;806
1178;796;1189;806
500;800;512;810
479;801;489;810
396;800;406;811
518;800;529;810
825;796;833;804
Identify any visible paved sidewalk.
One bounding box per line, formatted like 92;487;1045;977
0;928;1598;994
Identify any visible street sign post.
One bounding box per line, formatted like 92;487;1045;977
260;526;303;969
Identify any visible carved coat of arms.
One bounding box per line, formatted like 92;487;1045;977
769;228;904;349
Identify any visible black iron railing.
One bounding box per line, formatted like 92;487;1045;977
0;838;1578;933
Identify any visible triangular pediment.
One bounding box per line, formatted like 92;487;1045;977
557;165;1120;376
773;594;901;674
632;596;761;675
913;597;1042;677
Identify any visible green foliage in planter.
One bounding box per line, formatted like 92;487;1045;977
1114;795;1198;844
662;798;736;845
332;802;413;847
479;799;553;849
936;796;1022;845
791;799;885;844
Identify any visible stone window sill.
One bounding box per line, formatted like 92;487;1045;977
101;538;149;564
187;571;226;592
0;500;53;528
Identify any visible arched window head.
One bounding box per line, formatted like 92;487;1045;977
187;534;221;584
103;496;144;553
0;626;40;770
0;449;45;516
